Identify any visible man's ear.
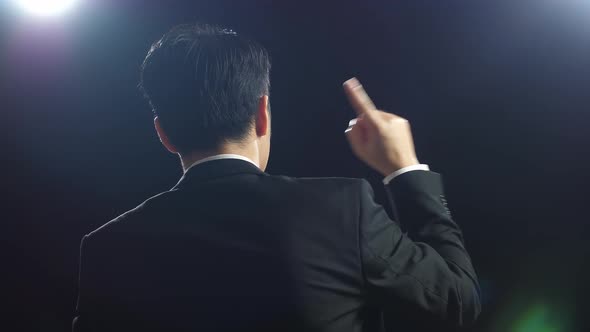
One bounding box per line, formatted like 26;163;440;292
255;95;269;137
154;116;179;154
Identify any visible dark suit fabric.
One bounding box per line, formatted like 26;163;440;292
73;159;481;332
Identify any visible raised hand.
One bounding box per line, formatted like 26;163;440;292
343;77;420;176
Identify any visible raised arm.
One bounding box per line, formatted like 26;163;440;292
343;78;481;326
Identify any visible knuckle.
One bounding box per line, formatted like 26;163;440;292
388;117;407;125
394;118;409;127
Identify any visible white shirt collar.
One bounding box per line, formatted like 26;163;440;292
184;154;259;174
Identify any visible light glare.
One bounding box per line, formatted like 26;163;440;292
15;0;78;16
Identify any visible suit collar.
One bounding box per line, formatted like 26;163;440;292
184;154;259;173
172;158;266;190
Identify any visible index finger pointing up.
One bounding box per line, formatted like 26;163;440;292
343;77;377;115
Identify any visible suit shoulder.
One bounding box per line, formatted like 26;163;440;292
264;174;366;191
85;189;178;239
265;176;367;201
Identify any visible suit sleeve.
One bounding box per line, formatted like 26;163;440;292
358;171;481;326
73;235;102;332
72;235;89;332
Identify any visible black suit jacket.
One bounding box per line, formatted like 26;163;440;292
73;159;481;332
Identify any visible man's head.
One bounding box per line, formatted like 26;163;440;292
139;23;272;170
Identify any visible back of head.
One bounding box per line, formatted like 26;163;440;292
139;23;271;153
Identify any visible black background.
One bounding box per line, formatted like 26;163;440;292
2;0;589;331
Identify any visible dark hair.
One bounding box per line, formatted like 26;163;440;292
139;23;271;153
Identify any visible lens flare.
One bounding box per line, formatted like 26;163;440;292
511;302;572;332
14;0;78;16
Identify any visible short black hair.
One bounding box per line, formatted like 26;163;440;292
139;23;271;153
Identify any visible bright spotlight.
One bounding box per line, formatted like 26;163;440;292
15;0;78;16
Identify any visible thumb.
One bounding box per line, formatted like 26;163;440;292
345;118;366;156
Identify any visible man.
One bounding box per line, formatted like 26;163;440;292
73;23;481;332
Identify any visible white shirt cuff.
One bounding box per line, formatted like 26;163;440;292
382;164;430;184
